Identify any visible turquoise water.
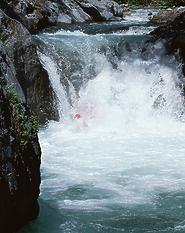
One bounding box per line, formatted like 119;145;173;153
20;192;185;233
19;8;185;233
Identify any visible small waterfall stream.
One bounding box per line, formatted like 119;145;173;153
20;8;185;233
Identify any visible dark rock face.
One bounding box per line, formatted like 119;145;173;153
76;0;123;21
0;42;41;232
149;7;185;25
151;11;185;75
0;9;58;123
57;0;92;23
0;5;59;232
0;1;124;232
3;0;124;33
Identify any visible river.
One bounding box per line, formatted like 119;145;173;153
19;8;185;233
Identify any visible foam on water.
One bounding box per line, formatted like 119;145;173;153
37;24;185;232
39;50;185;207
44;26;155;37
124;8;159;23
44;30;88;37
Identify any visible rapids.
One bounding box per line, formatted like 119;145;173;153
20;8;185;233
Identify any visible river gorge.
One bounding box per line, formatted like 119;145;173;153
15;8;185;233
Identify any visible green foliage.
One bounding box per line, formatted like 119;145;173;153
0;32;3;41
5;85;39;147
3;44;11;56
0;32;12;56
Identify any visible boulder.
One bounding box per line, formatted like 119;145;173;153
0;4;60;233
151;11;185;76
76;0;123;21
0;42;41;233
76;1;104;21
59;0;92;23
73;0;123;22
1;0;124;33
150;7;185;25
0;9;58;123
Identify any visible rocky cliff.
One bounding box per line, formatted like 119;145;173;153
0;35;41;233
0;8;58;123
0;0;124;232
0;2;56;232
150;7;185;25
151;10;185;76
0;0;124;33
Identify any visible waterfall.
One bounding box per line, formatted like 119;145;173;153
37;28;184;133
33;12;185;233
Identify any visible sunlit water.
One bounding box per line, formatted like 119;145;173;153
20;9;185;233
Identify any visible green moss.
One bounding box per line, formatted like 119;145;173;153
0;32;3;41
3;44;11;57
0;32;12;56
5;85;39;147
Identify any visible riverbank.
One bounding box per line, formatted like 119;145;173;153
20;10;185;232
1;1;185;232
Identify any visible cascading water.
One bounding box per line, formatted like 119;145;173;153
20;9;185;233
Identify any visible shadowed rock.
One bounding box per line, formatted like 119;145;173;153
151;11;185;75
0;42;41;233
150;7;185;25
0;0;124;33
0;9;58;123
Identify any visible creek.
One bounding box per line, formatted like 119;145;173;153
20;8;185;233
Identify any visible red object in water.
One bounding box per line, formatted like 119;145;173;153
74;113;81;119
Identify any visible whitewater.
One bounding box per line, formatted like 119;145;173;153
20;8;185;233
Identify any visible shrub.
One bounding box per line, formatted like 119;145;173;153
5;85;39;147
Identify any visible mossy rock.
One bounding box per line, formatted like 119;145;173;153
5;85;39;147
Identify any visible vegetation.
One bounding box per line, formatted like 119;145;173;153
0;32;12;56
116;0;185;6
5;85;39;147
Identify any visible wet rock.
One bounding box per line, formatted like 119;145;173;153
61;0;92;23
150;10;185;101
57;12;72;23
0;0;26;26
0;9;58;123
76;0;123;21
112;2;124;17
150;7;185;25
0;43;41;232
153;94;166;110
148;12;152;16
76;1;104;21
2;0;124;33
151;11;185;76
12;0;59;33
